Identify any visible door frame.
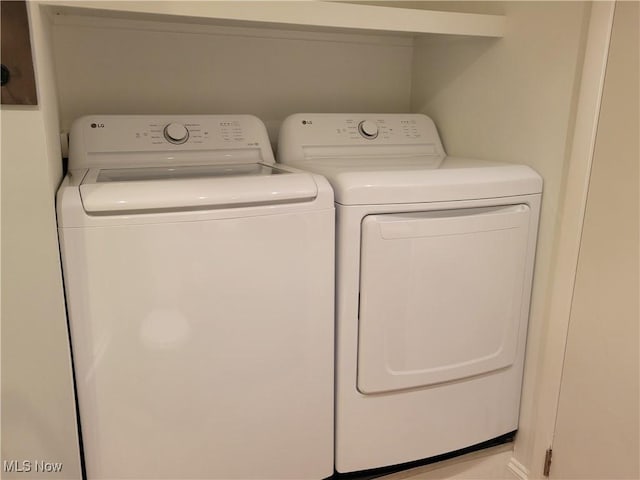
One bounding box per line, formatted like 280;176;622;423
508;2;616;478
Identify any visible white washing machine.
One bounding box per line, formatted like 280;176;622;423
278;113;542;473
57;115;334;479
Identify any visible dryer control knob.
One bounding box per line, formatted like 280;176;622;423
163;123;189;144
358;120;379;139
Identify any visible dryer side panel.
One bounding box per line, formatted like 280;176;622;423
357;204;531;394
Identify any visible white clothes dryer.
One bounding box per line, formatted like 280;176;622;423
277;113;542;473
57;115;334;479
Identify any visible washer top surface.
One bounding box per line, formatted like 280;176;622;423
277;113;542;205
60;115;331;222
77;163;318;215
92;163;285;183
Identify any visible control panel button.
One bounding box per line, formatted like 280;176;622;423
358;120;379;139
163;123;189;144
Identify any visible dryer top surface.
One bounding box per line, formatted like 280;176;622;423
277;113;542;205
281;155;542;205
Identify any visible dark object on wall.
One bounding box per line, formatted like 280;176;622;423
1;0;38;105
1;64;10;86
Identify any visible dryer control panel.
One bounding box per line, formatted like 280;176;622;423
277;113;446;163
68;114;275;169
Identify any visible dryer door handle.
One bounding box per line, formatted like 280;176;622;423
375;204;530;240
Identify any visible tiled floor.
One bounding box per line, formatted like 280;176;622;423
378;444;514;480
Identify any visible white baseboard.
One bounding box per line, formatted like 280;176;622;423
507;457;530;480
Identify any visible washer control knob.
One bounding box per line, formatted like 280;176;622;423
358;120;379;139
163;123;189;144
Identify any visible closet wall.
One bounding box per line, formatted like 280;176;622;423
51;15;413;144
1;3;82;478
2;1;603;479
550;2;639;476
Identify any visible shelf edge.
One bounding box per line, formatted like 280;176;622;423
40;0;506;38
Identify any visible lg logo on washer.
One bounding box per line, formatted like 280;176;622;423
90;122;105;128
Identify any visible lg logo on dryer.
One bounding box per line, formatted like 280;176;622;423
90;122;105;128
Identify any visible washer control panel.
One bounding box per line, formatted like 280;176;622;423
69;115;275;169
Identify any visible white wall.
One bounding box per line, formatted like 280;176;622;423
1;111;81;480
410;1;591;476
2;2;613;479
1;3;82;478
550;2;639;477
50;14;413;145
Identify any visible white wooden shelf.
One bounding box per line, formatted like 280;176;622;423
41;1;506;38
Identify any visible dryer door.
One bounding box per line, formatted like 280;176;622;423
357;204;531;394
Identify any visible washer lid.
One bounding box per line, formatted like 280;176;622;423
79;164;318;213
287;156;543;205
